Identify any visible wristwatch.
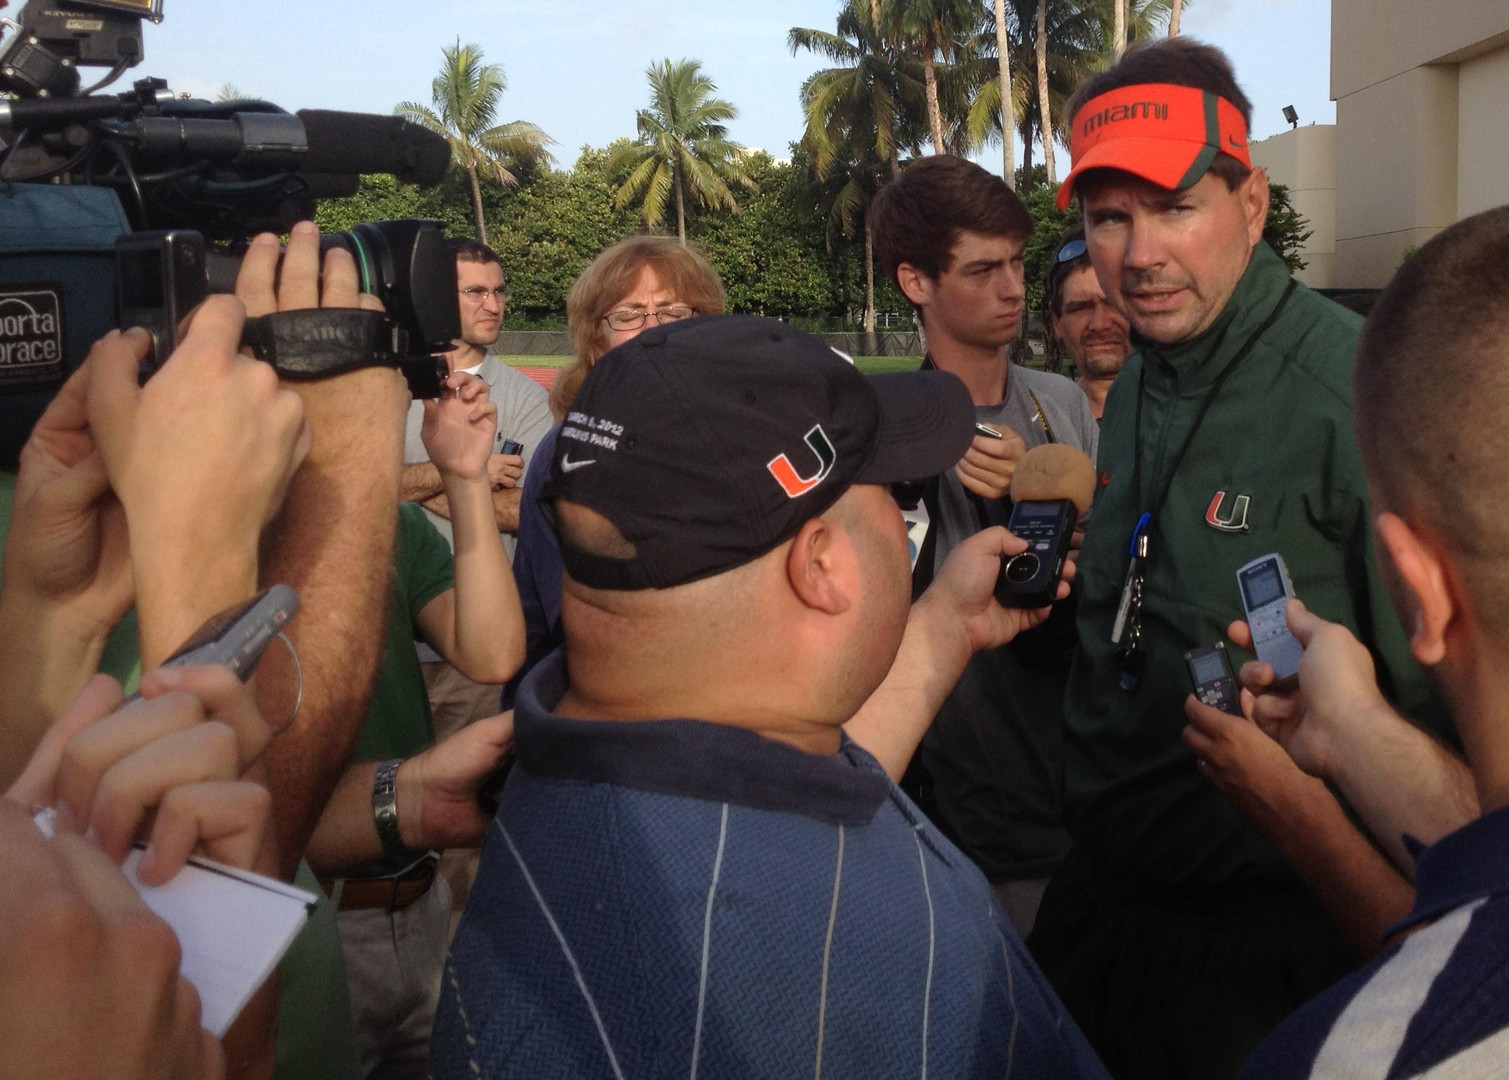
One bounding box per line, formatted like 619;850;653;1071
371;758;409;859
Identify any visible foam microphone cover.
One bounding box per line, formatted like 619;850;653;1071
296;110;452;186
1009;443;1097;514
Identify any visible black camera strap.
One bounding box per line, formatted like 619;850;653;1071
240;309;406;380
239;309;447;397
1113;279;1297;691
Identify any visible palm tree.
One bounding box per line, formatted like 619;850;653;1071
1169;0;1184;35
1036;0;1056;183
960;0;1099;188
992;0;1016;186
793;0;922;345
790;1;928;181
396;41;553;245
610;59;756;245
886;0;977;155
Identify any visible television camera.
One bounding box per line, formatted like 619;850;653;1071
0;0;461;464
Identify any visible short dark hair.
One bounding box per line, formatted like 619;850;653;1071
447;237;503;268
1045;224;1089;320
870;155;1034;283
1043;224;1089;372
1067;38;1253;192
1354;206;1509;638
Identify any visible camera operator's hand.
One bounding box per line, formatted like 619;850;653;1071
955;426;1028;501
6;666;278;884
235;221;385;319
421;373;497;483
87;304;310;666
231;221;412;878
0;798;224;1080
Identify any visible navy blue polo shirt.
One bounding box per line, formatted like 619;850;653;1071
1240;804;1509;1078
432;650;1109;1079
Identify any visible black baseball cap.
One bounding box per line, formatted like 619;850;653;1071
542;314;974;590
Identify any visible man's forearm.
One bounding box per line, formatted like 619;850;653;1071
257;369;407;877
400;461;445;507
1265;779;1416;958
1330;702;1478;873
302;761;382;875
492;485;522;533
844;590;972;780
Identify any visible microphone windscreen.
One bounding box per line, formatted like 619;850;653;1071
1010;443;1097;514
296;111;452;186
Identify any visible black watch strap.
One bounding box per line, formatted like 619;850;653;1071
241;309;407;381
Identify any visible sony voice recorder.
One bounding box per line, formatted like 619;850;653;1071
1236;552;1303;689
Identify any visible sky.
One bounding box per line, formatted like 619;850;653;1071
124;0;1335;171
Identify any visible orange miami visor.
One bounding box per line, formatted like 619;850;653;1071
1056;83;1250;210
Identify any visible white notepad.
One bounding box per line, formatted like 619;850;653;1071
34;807;315;1038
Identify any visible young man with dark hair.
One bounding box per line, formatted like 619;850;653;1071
1044;227;1132;420
868;155;1098;937
1223;205;1509;1078
1030;38;1446;1080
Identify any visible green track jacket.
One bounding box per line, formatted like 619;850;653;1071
1063;241;1446;894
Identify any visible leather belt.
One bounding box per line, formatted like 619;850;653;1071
319;853;438;912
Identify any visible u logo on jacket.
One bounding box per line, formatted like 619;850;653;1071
1205;491;1251;533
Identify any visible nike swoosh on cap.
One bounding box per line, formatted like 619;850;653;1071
560;456;595;473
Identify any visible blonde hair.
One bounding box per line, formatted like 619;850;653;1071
549;236;726;418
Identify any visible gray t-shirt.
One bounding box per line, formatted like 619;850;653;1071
919;362;1099;882
403;351;554;554
933;363;1099;556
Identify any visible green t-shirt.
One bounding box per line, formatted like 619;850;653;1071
353;501;454;763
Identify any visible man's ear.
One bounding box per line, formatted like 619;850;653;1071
1242;166;1271;248
1375;512;1458;666
785;515;853;616
895;262;935;310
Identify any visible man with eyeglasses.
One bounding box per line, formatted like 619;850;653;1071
1044;228;1132;422
401;240;553;734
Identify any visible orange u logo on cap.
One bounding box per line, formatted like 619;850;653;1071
767;425;837;498
1056;83;1250;210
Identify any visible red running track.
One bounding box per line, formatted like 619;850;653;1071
512;366;559;391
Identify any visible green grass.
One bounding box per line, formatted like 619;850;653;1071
502;356;923;374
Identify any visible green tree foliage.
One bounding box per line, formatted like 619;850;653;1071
610;59;757;244
1263;183;1313;274
396;41;553;245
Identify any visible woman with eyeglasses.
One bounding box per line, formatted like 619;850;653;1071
501;237;726;713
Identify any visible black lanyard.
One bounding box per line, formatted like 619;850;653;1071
1113;279;1296;689
1130;279;1296;529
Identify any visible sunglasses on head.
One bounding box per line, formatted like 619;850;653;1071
1055;237;1088;264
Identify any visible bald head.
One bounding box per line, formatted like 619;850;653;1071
1354;206;1509;637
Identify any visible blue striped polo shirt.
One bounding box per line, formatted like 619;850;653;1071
431;649;1110;1079
1240;804;1509;1078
